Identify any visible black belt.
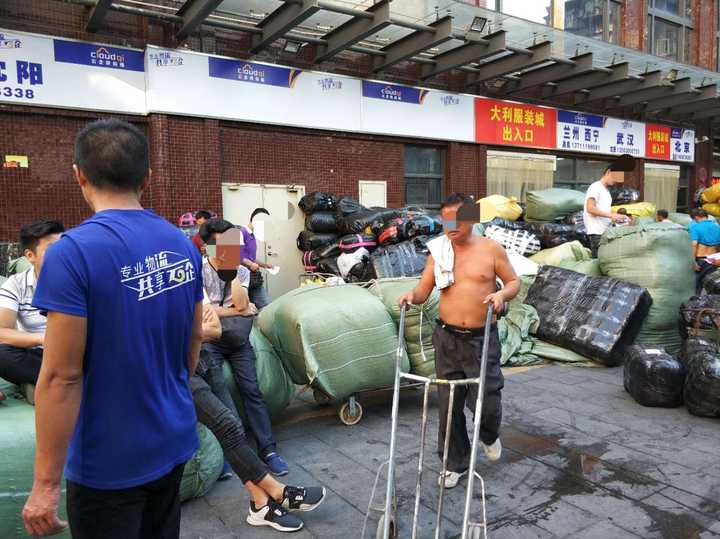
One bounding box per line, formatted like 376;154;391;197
436;318;491;338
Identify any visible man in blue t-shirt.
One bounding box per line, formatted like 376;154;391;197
22;119;204;539
690;208;720;293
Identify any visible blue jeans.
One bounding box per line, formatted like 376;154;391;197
249;284;271;310
202;340;276;457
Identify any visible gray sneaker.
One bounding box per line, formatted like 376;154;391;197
247;500;303;532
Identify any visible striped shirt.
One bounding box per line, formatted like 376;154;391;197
0;267;46;334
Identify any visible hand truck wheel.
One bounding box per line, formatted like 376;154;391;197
375;513;397;539
339;399;363;426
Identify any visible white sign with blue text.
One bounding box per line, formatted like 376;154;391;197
557;111;646;158
145;46;363;133
0;29;145;114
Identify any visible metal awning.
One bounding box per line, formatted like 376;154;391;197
61;0;720;127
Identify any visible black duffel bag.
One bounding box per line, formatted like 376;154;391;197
297;231;338;251
339;208;402;235
303;241;341;269
305;211;338;233
623;346;685;408
299;192;338;214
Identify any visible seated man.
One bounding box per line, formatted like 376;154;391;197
200;218;289;476
195;306;324;532
0;220;64;403
690;208;720;293
656;209;670;223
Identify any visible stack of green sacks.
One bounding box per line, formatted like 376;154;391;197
257;285;409;400
524;188;586;221
369;278;439;377
223;326;295;421
600;222;694;354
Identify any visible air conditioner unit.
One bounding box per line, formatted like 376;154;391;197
656;38;677;57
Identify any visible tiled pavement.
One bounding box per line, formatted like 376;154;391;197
181;364;720;539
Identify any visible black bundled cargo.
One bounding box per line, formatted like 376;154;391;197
316;257;340;275
525;222;589;249
484;217;528;231
484;226;541;256
679;336;718;369
524;266;652;366
684;351;720;417
339;207;402;235
371;236;432;279
302;241;341;270
299;192;338;214
297;231;338;251
623;346;685;407
338;233;378;252
703;270;720;294
335;197;366;220
305;211;338;233
404;214;442;237
678;295;720;340
565;211;585;227
376;219;408;246
609;186;641;205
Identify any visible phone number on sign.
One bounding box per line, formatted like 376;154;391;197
1;87;35;99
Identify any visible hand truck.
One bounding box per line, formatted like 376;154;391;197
363;303;498;539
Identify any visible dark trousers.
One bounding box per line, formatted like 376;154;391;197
589;234;602;258
190;372;268;484
696;257;716;294
203;340;276;456
433;324;504;473
0;344;42;385
67;463;185;539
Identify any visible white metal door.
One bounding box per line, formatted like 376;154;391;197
359;180;387;207
222;183;306;299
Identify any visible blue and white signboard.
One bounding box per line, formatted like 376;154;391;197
360;80;475;142
0;29;145;114
557;110;645;158
671;127;695;162
145;46;362;132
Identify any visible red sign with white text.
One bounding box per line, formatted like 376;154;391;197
645;123;671;161
475;97;557;149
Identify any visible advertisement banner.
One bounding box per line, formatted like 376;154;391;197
208;57;301;88
0;29;145;114
645;123;672;160
475;98;557;149
670;127;695;162
557;111;645;158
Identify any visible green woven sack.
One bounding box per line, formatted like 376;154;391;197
525;188;586;221
558;258;602;276
668;212;692;227
599;223;694;353
223;326;295;421
257;285;409;400
7;257;31;276
368;278;438;377
179;424;224;502
529;241;590;267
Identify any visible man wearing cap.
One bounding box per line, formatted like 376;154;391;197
583;154;635;258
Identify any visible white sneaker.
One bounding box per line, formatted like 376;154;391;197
437;470;467;489
482;438;502;462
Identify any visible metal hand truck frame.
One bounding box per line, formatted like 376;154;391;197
363;303;497;539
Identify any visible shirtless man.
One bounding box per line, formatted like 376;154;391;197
398;193;519;489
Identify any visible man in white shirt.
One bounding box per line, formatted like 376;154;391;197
0;220;64;401
584;154;635;257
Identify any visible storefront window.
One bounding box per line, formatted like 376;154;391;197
607;0;621;44
648;0;693;62
404;146;444;208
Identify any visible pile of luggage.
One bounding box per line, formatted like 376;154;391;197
297;192;443;281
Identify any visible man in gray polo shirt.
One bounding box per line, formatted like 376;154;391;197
0;220;64;401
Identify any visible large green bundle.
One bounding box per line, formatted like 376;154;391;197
0;381;71;539
600;223;694;353
179;424;224;502
529;241;590;267
369;278;438;377
257;285;408;399
525;188;585;221
558;258;601;276
668;212;691;227
223;326;295;420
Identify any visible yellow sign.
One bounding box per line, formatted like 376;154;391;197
4;155;28;168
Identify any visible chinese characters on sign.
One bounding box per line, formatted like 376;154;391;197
121;251;197;301
475;98;557;149
645;124;671;160
556;112;645;157
670;127;694;162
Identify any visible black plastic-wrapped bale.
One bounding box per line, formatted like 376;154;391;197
484;217;528;231
524;266;652;366
403;214;443;238
703;270;720;294
684;351;720;417
565;211;585;227
525;222;587;249
335;197;366;220
609;186;641;205
338;234;378;252
371;237;430;279
316;257;340;276
299;192;338;214
679;336;718;369
623;346;685;407
296;231;338;251
678;295;720;341
302;241;341;270
340;207;402;235
305;211;338;233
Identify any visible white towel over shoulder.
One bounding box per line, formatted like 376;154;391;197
426;235;454;290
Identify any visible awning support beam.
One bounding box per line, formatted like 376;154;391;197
176;0;224;41
502;52;594;95
251;0;321;54
86;0;113;32
542;62;629;99
420;30;507;81
372;16;454;73
575;70;662;106
464;41;553;88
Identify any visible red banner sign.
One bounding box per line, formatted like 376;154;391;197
475;97;557;149
645;124;671;161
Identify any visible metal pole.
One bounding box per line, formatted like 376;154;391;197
411;381;431;539
461;305;495;539
435;383;456;539
382;305;407;539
